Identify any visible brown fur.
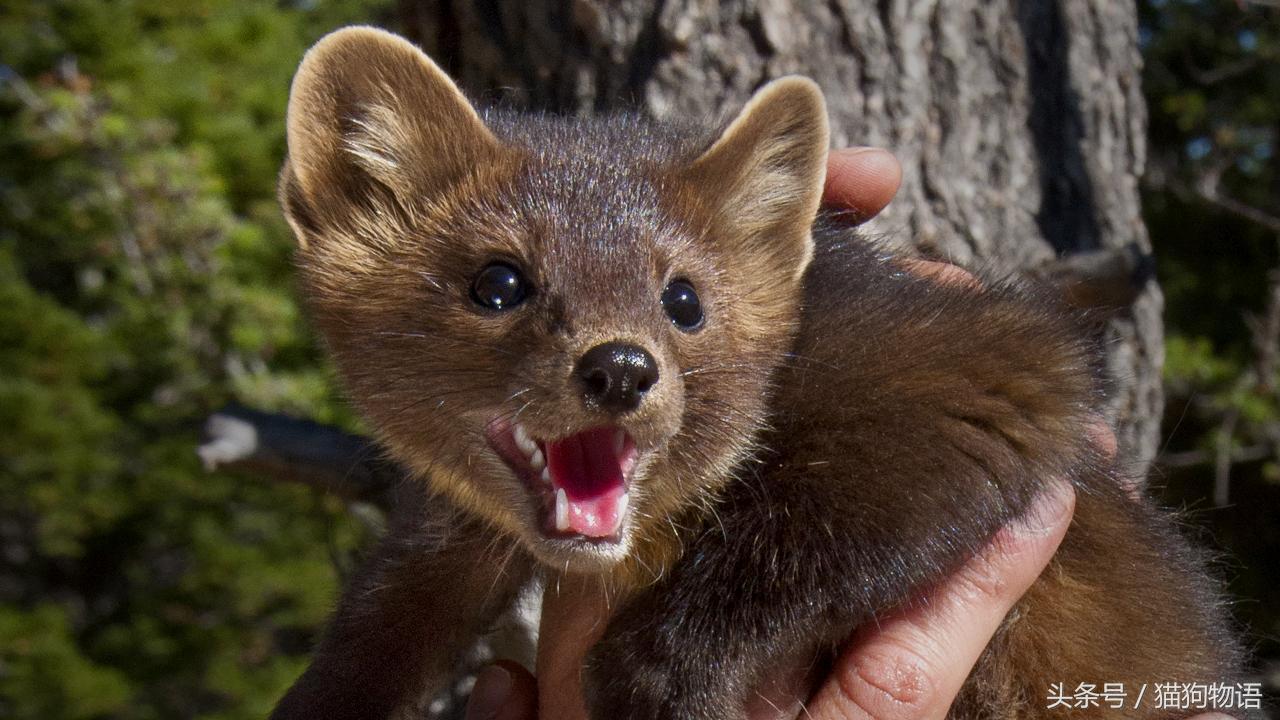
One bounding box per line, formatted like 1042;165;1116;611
271;27;1257;720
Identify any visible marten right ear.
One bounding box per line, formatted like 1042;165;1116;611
280;26;504;249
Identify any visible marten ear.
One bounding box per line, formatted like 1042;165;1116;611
682;77;829;281
280;26;503;248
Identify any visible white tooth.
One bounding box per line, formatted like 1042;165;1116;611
529;447;545;471
616;492;629;520
555;488;569;531
614;429;625;455
514;423;536;455
541;467;551;485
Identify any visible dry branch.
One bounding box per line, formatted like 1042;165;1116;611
198;406;403;511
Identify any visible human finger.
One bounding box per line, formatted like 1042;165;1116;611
805;480;1077;720
823;147;902;222
464;661;540;720
535;578;613;720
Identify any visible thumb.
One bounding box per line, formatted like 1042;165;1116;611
535;577;615;720
806;479;1076;720
464;661;539;720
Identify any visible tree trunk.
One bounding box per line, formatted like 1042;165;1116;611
398;0;1163;470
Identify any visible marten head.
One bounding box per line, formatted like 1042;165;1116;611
281;27;828;571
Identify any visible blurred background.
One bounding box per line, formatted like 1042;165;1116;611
1;1;1277;718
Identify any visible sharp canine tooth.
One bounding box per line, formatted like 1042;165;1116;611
555;488;569;531
540;467;551;485
617;492;629;521
514;423;536;455
529;448;545;470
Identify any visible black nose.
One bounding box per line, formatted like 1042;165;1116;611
575;342;659;414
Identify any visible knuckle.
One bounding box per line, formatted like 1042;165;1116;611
833;646;938;720
932;264;978;287
951;548;1015;604
899;259;981;289
1085;417;1119;461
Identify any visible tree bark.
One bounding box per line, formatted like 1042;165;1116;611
397;0;1163;471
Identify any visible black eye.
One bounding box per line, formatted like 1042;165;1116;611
661;279;703;330
471;262;528;310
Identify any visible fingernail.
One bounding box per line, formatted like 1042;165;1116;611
834;146;894;160
1012;480;1076;536
465;664;512;720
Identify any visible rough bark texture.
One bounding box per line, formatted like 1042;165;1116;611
396;0;1163;471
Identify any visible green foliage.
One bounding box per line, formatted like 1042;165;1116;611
1140;0;1280;661
0;605;131;720
1142;0;1280;346
0;1;389;717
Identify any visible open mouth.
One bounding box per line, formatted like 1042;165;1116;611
486;418;638;540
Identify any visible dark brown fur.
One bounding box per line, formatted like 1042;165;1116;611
271;27;1255;720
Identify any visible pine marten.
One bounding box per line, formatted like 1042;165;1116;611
270;26;1255;720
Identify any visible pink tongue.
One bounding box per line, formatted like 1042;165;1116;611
545;427;626;538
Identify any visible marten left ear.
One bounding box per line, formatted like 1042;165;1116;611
682;77;829;282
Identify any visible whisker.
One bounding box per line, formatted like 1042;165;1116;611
375;331;520;358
